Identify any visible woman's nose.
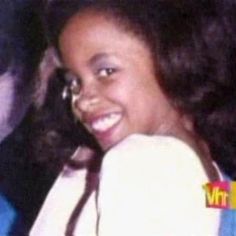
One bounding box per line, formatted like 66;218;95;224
72;85;100;113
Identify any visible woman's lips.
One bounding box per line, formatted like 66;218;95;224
85;112;122;134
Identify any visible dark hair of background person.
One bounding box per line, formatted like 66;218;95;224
0;0;45;75
0;0;46;113
42;0;236;235
0;0;49;234
0;0;47;144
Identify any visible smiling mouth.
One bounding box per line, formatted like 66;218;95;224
87;112;122;134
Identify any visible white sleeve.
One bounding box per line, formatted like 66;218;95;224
98;134;220;236
30;168;97;236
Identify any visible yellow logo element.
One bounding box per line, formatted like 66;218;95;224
203;181;236;209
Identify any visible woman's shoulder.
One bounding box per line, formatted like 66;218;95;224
105;133;199;158
102;134;207;181
99;134;220;235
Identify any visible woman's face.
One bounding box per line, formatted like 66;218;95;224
59;11;183;151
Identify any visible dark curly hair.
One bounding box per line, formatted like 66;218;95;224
155;0;236;180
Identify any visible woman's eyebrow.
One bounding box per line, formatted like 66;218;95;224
88;53;110;67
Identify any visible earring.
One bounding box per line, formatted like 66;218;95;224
62;86;70;100
70;79;81;95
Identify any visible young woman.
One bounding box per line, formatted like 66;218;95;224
31;0;236;235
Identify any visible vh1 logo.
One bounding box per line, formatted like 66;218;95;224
203;181;236;209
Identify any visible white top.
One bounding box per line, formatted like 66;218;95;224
30;134;220;236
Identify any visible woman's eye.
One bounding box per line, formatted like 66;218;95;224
98;68;115;78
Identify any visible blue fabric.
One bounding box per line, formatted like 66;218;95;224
0;194;17;236
218;174;236;236
219;209;236;236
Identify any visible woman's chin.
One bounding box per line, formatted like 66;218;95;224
97;131;133;151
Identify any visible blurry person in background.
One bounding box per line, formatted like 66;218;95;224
0;0;49;235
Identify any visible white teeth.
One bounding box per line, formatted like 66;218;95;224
91;113;121;132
